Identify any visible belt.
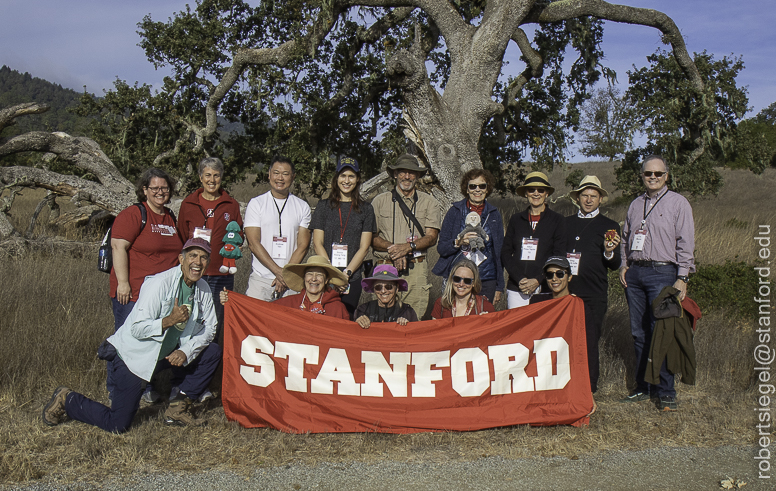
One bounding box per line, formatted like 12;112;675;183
377;257;425;264
631;260;673;267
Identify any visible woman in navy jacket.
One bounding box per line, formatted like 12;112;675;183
501;171;566;308
432;169;504;304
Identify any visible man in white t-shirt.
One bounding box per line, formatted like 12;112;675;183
244;156;312;301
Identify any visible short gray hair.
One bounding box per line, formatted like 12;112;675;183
198;157;224;176
641;155;669;173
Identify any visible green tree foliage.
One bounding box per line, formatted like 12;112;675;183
136;0;404;197
618;49;748;196
729;102;776;173
0;65;89;137
131;0;609;197
577;86;636;161
71;79;244;191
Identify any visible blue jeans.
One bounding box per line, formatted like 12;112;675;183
204;274;234;345
624;263;677;397
66;343;222;433
107;298;135;396
480;280;498;304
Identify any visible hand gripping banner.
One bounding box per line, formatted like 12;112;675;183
223;293;593;433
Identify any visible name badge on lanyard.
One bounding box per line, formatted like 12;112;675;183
521;238;538;261
332;243;348;268
632;230;647;251
272;235;289;259
566;252;581;275
193;227;212;242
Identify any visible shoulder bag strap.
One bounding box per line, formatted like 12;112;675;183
391;189;425;237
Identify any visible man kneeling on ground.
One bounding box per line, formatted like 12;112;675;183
42;238;222;433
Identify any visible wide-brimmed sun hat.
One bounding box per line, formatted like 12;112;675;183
282;255;349;292
361;264;408;293
569;175;609;204
387;154;428;176
516;171;555;197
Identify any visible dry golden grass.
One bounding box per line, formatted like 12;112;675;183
0;165;770;484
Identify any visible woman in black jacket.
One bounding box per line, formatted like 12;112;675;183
501;171;566;308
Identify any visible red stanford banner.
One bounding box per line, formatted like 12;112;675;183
223;293;593;433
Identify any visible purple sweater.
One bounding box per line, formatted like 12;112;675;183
620;186;695;276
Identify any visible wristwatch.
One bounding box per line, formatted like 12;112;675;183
677;275;689;283
345;269;352;278
410;242;417;252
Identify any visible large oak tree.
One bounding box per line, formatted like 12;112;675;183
1;0;707;239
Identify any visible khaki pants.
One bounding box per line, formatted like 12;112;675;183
246;273;297;301
400;259;432;320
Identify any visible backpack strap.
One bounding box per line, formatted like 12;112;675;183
134;203;147;232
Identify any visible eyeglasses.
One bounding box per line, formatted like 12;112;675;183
468;183;487;190
526;187;547;194
271;170;293;178
146;186;170;194
453;275;474;285
545;270;568;279
643;171;666;178
373;283;395;292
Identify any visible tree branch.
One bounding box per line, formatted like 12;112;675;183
525;0;703;92
0;166;134;213
0;132;134;195
0;103;50;134
506;28;543;108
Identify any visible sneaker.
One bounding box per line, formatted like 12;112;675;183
657;395;678;412
42;386;71;426
141;389;162;405
164;397;208;427
619;391;650;403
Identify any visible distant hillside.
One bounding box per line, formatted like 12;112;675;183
0;65;91;137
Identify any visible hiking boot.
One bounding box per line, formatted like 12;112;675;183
619;391;650;403
164;397;208;427
140;388;162;406
42;386;71;426
657;395;678;412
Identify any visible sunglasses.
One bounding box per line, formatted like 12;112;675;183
453;275;474;285
468;183;487;190
526;187;547;194
643;171;666;177
373;283;395;292
545;270;568;279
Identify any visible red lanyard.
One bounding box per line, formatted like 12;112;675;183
338;204;353;243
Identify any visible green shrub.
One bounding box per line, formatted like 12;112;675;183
609;260;761;319
688;260;760;319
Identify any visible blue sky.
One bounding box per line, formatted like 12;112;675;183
1;1;773;156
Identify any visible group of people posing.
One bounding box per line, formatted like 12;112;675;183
42;153;694;434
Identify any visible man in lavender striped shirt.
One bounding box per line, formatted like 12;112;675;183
618;155;695;412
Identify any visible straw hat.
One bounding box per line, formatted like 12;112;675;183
361;264;408;293
569;175;609;204
516;171;555;197
282;255;349;292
